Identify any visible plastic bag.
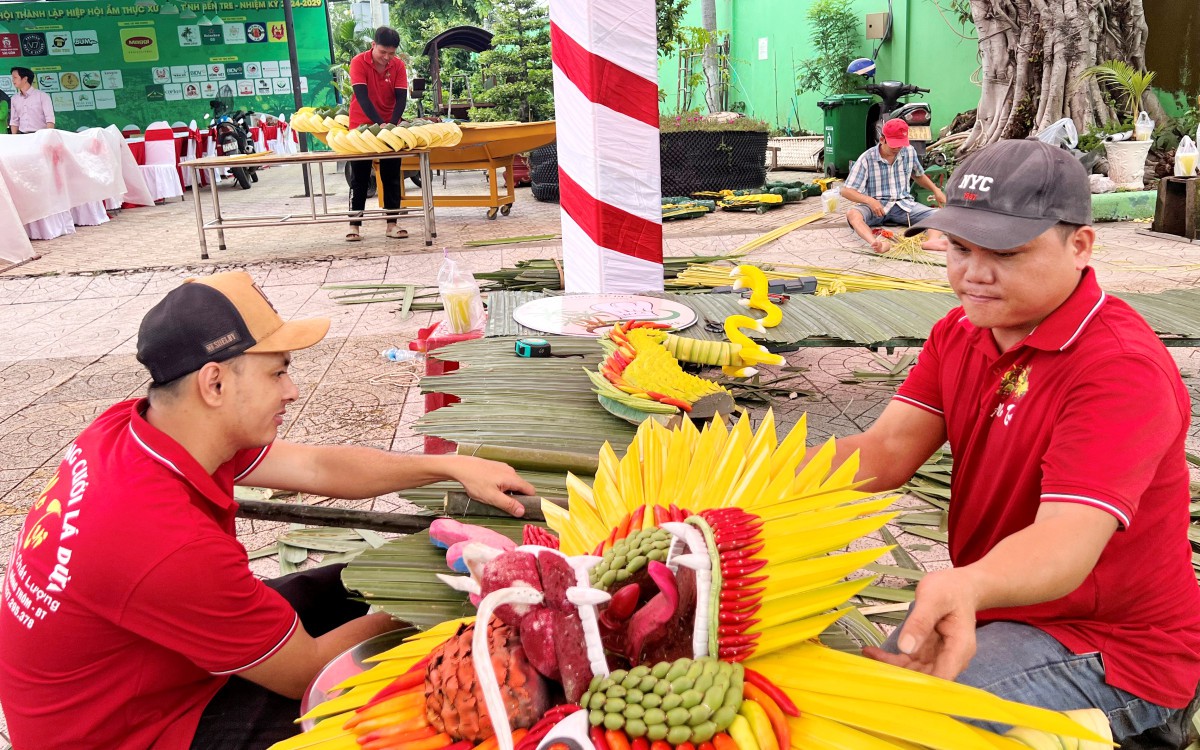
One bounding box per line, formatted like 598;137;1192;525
1175;136;1198;177
1035;118;1079;149
437;252;486;334
1134;111;1155;142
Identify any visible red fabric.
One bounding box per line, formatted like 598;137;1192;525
559;169;662;264
549;22;659;129
349;49;407;128
0;399;298;750
144;128;174;142
895;268;1200;708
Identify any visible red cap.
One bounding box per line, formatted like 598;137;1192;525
882;119;910;148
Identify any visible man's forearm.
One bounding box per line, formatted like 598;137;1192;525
960;510;1116;612
308;445;470;499
840;186;874;206
913;174;936;191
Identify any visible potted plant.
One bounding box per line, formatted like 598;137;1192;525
1078;60;1157;189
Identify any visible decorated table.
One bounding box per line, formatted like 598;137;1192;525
0;126;153;264
181;148;436;259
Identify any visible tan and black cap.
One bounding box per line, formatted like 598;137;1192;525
137;271;330;385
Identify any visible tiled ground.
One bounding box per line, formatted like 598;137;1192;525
3;164;1200;745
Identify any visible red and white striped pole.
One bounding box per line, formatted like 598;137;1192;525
550;0;664;294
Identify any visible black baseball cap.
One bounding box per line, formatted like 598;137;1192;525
137;271;329;385
906;138;1092;249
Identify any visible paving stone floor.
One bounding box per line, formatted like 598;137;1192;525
2;164;1200;745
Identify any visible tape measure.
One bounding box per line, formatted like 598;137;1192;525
514;338;552;358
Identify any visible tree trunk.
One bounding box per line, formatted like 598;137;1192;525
701;0;721;113
963;0;1161;152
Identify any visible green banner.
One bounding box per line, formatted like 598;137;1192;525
0;0;335;131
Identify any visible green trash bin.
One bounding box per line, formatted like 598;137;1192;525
817;93;874;178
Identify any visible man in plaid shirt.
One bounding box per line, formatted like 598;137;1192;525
842;119;948;253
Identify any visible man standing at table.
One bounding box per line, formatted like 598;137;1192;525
9;67;54;134
346;26;408;242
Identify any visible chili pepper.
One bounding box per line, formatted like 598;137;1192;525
719;545;765;561
719;602;761;617
359;675;424;710
743;669;800;717
345;693;426;729
632;738;650;750
719;633;760;647
659;397;693;412
675;743;695;750
718;610;761;626
721;558;767;576
605;729;633;750
591;726;612;750
742;684;791;749
722;575;767;589
653;505;667;526
629;505;646;532
651;742;672;750
718;621;759;636
367;731;453;750
698;742;714;750
712;734;738;750
718;645;754;660
614;514;633;543
720;587;765;602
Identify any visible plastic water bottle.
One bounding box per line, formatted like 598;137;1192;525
382;348;421;362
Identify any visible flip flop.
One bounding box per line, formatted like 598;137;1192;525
386;225;408;240
345;231;362;242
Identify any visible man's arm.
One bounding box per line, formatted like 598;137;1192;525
352;83;384;124
840;185;885;217
864;503;1117;680
239;612;400;699
812;399;947;492
241;441;537;516
41;93;54;129
390;89;408;125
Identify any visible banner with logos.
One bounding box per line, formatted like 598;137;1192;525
0;0;334;131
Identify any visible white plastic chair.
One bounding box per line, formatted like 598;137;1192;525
182;119;201;188
140;121;184;202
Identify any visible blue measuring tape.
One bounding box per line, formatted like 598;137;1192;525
514;338;551;358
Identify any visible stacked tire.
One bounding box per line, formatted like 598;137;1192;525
529;143;560;203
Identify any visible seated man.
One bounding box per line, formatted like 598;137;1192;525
841;119;947;253
821;138;1200;745
0;271;536;750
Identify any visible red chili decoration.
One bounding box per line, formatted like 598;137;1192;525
718;621;759;636
631;738;650;750
591;727;611;750
605;729;633;750
718;609;761;625
719;545;766;561
719;633;760;647
744;669;801;717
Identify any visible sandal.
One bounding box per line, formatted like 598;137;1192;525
346;231;362;242
386;224;408;240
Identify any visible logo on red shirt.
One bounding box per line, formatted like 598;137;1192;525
991;364;1031;426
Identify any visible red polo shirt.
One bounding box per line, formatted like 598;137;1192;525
0;399;298;749
349;49;407;128
895;268;1200;708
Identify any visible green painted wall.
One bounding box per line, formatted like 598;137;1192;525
660;0;982;136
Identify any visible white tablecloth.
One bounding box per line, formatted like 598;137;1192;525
0;126;153;263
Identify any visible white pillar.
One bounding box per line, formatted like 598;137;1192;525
549;0;664;294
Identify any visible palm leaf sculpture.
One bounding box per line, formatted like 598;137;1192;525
271;414;1112;750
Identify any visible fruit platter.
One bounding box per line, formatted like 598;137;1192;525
270;414;1115;750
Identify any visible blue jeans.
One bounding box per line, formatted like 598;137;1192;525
849;201;936;229
881;619;1173;740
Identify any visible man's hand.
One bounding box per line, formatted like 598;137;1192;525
868;198;886;217
862;568;980;680
448;456;537;517
932;187;947;208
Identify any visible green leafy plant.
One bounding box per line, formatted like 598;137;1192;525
1078;59;1157;125
795;0;862;96
656;0;693;57
660;111;770;133
469;0;553;122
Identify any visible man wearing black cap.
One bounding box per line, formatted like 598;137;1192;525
0;271;537;750
820;139;1200;744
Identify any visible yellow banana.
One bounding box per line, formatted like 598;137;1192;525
738;700;780;750
728;714;762;750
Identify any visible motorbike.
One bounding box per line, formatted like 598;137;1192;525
209;99;259;190
846;59;935;163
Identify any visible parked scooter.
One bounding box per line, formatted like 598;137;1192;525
847;59;934;162
209;99;259;190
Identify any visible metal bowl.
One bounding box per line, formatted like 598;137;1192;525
299;625;419;731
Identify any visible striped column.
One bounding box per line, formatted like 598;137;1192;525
550;0;663;294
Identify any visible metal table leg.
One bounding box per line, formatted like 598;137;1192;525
318;163;328;215
208;168;227;252
419;151;436;243
306;162;317;219
192;167;209;260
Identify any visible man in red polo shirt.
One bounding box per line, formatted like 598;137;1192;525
0;271;536;750
823;139;1200;745
346;26;408;242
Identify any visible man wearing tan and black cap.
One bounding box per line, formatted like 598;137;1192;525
0;272;536;750
816;138;1200;745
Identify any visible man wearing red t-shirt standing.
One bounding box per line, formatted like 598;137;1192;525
0;271;536;750
346;26;408;242
819;139;1200;746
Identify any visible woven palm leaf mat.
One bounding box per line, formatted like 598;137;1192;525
484;288;1200;347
